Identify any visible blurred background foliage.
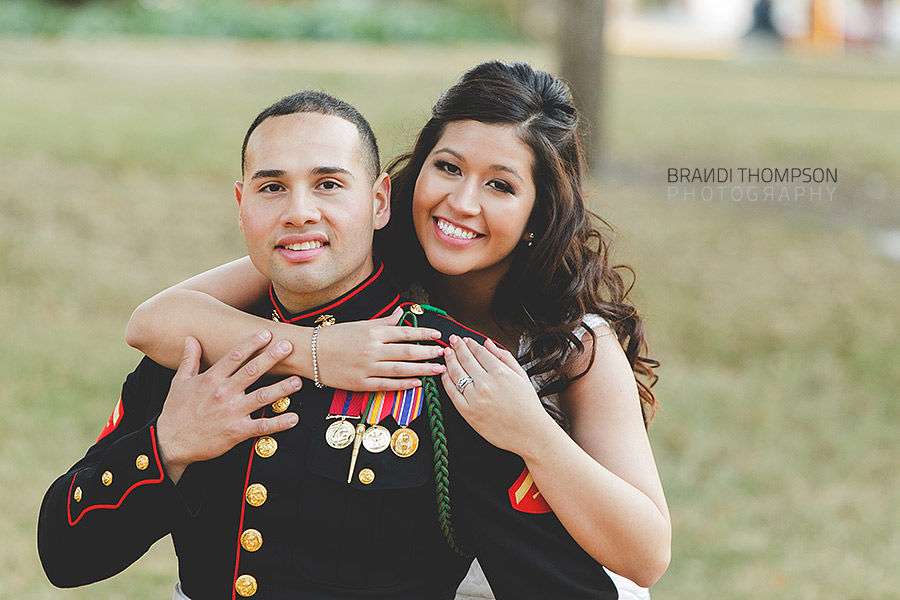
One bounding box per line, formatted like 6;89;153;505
0;0;521;42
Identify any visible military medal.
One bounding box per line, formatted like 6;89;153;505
390;427;419;458
325;419;356;449
389;386;424;458
362;425;391;453
326;390;367;449
359;390;395;454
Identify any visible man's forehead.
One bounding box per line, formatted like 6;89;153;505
244;112;365;175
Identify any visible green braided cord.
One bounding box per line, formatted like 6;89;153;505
420;303;449;317
424;375;473;557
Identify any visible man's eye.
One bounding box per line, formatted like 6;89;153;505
261;183;282;193
321;181;337;190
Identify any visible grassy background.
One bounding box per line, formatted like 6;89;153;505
2;31;899;599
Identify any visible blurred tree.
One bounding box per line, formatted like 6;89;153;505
559;0;606;170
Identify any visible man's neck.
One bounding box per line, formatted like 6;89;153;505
272;266;375;316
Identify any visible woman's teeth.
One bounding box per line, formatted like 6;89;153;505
437;219;477;240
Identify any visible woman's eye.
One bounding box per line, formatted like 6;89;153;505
489;180;514;194
436;160;460;175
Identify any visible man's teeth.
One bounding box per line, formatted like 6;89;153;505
284;241;324;251
437;219;477;240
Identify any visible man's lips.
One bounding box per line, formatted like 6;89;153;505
278;240;326;251
275;236;328;261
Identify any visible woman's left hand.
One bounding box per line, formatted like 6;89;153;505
441;335;558;457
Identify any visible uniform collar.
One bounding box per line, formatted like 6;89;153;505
265;263;400;326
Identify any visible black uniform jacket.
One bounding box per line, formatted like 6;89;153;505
38;265;616;599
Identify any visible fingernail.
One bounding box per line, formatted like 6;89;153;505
259;330;271;341
444;348;454;357
433;365;445;374
449;334;459;344
413;379;423;387
277;341;291;352
288;413;299;426
291;377;302;389
431;331;441;339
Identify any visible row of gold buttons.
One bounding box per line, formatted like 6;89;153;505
236;397;290;597
72;454;149;503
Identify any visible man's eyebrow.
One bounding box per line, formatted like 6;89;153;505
249;169;285;181
311;166;354;179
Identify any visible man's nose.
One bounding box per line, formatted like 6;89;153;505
281;190;321;227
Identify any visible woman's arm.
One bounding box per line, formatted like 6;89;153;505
126;257;445;391
441;329;670;587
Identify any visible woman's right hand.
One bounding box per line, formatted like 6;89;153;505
315;307;445;391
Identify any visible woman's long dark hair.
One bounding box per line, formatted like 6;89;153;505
376;61;659;425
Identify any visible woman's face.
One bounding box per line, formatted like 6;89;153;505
412;120;536;285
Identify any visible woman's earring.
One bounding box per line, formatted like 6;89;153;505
526;232;535;247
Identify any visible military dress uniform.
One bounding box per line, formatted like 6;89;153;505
39;265;470;599
39;264;617;599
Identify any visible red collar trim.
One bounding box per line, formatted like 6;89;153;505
269;263;390;324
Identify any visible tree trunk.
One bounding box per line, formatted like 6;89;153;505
559;0;606;171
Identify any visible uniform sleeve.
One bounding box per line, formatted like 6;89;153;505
37;359;202;588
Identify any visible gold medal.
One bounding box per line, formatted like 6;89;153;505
390;427;419;458
325;419;356;449
362;425;391;453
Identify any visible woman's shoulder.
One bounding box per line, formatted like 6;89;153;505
576;313;611;339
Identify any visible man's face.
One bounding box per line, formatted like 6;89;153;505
236;112;390;312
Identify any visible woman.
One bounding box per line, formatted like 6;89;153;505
127;61;670;596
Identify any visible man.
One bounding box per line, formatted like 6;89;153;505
38;92;473;599
39;91;620;600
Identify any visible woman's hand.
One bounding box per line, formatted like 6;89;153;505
441;335;558;457
316;307;447;391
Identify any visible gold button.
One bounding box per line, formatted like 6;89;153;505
135;454;149;471
101;471;113;486
235;574;257;597
410;303;424;315
240;528;263;552
254;436;277;458
74;486;82;502
271;396;290;413
245;483;268;507
358;468;375;485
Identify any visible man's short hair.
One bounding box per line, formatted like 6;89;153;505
241;91;381;183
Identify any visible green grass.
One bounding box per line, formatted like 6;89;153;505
2;35;899;599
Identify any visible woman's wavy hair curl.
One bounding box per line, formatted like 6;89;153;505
376;61;659;425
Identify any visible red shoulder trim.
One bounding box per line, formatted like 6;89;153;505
508;467;552;514
96;397;125;443
397;302;507;351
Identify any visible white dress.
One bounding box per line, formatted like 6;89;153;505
454;314;651;600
